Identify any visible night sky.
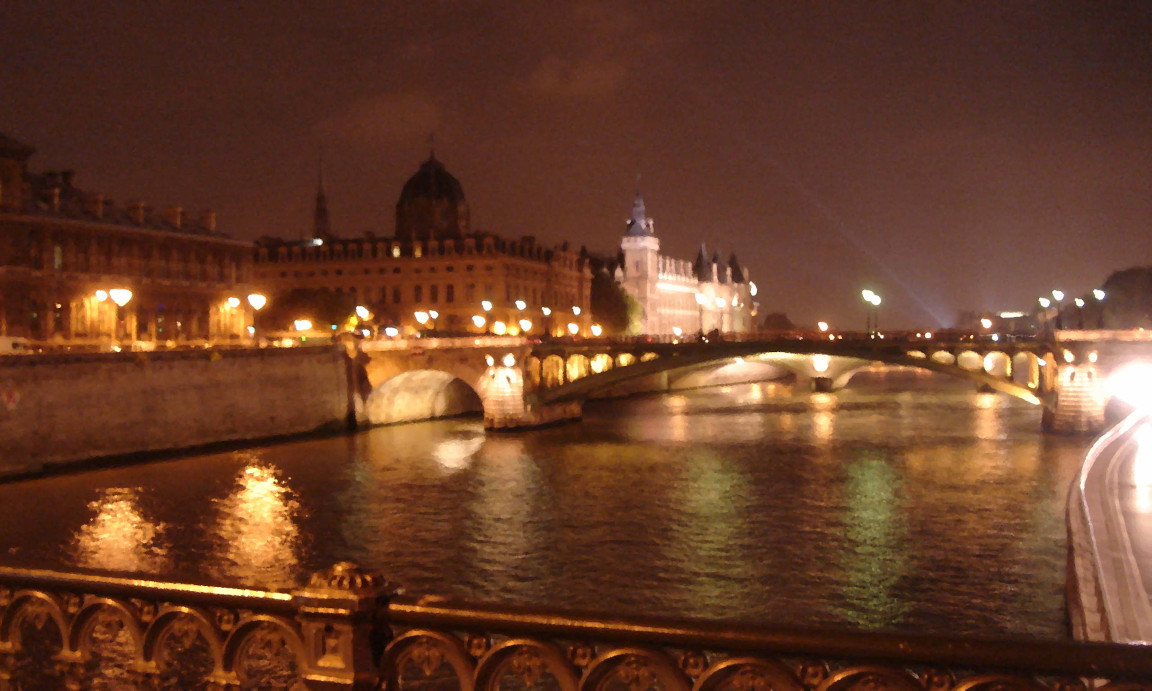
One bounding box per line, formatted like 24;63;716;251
3;2;1149;329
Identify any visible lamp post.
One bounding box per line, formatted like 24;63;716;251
861;290;881;336
1038;297;1051;333
1051;290;1065;329
1093;289;1106;328
109;288;133;343
247;293;267;344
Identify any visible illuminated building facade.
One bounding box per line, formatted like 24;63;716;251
0;133;256;346
253;154;592;337
616;194;757;336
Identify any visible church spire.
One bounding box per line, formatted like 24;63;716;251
625;191;653;237
313;156;331;240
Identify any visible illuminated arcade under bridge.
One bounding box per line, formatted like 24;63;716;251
358;329;1152;435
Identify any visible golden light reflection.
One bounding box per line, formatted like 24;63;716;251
811;393;836;443
973;392;1005;444
206;462;303;589
433;432;484;471
70;487;169;573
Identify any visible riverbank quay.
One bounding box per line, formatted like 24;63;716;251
1067;410;1152;643
0;346;352;479
1;562;1151;689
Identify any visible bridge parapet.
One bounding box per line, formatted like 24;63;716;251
1;564;1150;689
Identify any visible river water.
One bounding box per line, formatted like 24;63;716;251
0;368;1092;639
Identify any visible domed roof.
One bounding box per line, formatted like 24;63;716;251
398;155;465;206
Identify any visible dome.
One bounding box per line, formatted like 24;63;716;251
398;155;466;206
395;154;470;242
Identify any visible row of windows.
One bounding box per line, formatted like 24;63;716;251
313;283;583;311
258;237;581;270
11;232;248;284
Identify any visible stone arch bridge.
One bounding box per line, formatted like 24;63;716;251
357;331;1151;434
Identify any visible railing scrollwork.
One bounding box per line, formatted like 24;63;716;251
1;564;1150;690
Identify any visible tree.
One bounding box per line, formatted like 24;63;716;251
590;269;642;335
760;312;795;331
1094;267;1152;329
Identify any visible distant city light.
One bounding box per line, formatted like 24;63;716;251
749;282;758;297
1038;297;1051;308
309;238;324;247
518;319;532;332
247;293;267;311
817;321;829;331
542;307;552;316
672;326;683;337
998;311;1025;319
502;353;516;367
492;321;507;335
481;300;493;311
590;324;603;337
515;300;527;310
428;310;439;320
714;297;725;308
227;296;241;308
485;355;495;366
294;319;312;331
568;322;579;335
1052;289;1065;302
384;326;399;338
95;290;108;302
980;318;992;329
1093;289;1106;301
355;305;370;320
472;315;486;328
414;311;429;325
572;306;581;316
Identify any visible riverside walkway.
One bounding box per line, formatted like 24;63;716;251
1068;410;1152;643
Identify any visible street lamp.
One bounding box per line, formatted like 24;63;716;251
248;293;267;343
861;290;881;335
1051;290;1065;329
109;289;133;342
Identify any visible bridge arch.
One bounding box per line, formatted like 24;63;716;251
364;370;482;425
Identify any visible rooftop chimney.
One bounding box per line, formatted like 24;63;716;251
163;205;183;229
199;209;217;233
127;200;146;224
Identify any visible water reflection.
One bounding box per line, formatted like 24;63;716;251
204;461;304;588
833;453;910;629
432;430;484;472
69;487;168;573
810;393;837;444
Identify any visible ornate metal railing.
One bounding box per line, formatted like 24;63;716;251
2;563;1151;690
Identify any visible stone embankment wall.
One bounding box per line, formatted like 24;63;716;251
0;346;350;477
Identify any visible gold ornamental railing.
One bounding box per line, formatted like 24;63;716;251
1;563;1151;690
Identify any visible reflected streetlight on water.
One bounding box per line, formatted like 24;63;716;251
206;462;303;589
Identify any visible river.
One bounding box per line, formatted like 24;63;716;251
0;367;1092;639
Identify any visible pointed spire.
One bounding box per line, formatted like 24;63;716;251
694;244;711;281
313;155;331;240
626;192;653;237
728;253;745;283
